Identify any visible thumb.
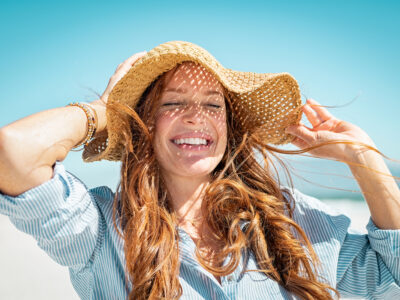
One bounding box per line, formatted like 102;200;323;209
286;124;316;143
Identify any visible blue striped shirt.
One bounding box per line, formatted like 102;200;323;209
0;161;399;299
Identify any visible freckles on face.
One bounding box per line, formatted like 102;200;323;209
153;100;227;166
155;104;227;145
152;62;228;177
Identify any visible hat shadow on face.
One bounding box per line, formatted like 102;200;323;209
83;41;303;163
145;61;234;178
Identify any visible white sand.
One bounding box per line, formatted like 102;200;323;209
0;215;79;300
0;200;370;299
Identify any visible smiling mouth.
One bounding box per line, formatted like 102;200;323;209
170;138;213;150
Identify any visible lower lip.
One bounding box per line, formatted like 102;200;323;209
171;141;213;151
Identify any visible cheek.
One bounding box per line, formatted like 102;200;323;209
154;113;174;136
214;114;227;138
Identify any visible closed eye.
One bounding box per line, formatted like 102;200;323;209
207;104;221;108
161;102;222;109
162;102;182;106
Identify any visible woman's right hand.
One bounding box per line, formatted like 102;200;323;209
89;51;147;132
91;51;147;107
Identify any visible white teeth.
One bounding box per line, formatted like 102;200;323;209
173;138;208;145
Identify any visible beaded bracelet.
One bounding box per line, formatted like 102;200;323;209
66;102;98;151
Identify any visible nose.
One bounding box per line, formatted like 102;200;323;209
182;103;206;125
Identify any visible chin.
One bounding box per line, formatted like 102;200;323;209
174;159;219;177
179;165;215;177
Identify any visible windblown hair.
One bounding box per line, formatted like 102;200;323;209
106;62;385;299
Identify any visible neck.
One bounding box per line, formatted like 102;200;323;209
161;170;211;228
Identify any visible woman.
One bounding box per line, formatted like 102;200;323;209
0;41;399;299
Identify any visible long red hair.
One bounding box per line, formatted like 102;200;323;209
104;62;389;299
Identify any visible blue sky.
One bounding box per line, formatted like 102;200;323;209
1;0;399;195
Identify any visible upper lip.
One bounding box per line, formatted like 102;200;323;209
170;132;214;143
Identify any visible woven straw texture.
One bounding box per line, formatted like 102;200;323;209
82;41;303;162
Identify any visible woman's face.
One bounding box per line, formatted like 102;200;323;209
152;62;227;180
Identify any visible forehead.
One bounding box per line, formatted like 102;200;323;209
163;61;224;95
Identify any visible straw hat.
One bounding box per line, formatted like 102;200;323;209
82;40;303;162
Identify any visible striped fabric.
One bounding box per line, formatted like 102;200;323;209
0;161;399;299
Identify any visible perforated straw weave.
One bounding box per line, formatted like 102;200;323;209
82;41;303;162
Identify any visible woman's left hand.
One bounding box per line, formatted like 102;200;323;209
285;98;377;163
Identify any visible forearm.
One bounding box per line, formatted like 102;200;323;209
347;148;400;229
0;102;106;196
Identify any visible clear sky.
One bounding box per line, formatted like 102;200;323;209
1;0;399;194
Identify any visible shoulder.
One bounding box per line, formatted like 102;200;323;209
281;186;341;215
56;161;125;243
89;185;115;206
53;161;116;213
280;185;352;241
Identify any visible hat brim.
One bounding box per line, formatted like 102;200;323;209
83;41;302;162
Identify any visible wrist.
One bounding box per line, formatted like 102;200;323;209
89;101;107;133
66;102;97;150
346;138;378;164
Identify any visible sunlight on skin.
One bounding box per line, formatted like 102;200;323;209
152;62;228;180
150;62;228;240
287;98;376;162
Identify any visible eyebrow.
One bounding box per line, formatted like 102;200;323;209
164;87;224;98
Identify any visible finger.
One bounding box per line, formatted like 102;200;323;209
124;51;147;66
302;104;322;128
299;120;313;131
286;124;316;144
306;99;335;122
291;137;309;149
116;51;147;72
116;51;147;73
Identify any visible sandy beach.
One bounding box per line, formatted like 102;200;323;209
0;215;79;300
0;199;370;299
